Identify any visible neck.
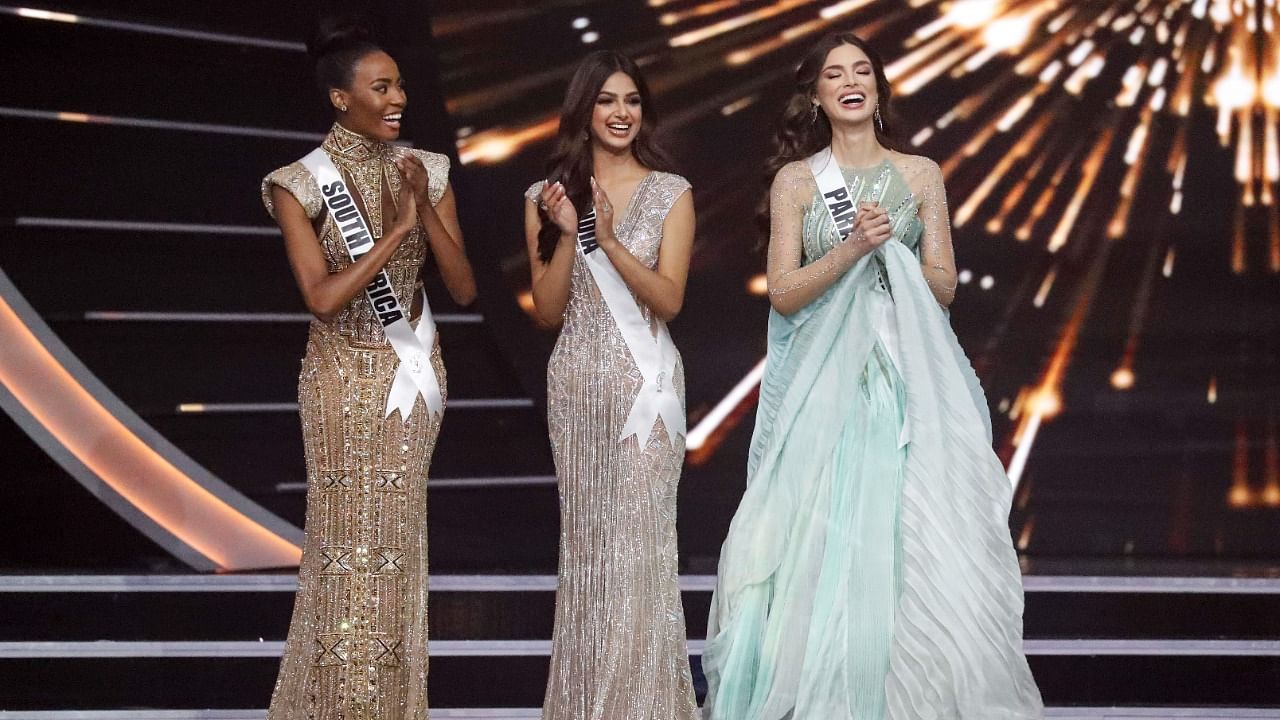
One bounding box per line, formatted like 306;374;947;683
829;121;883;167
591;143;641;180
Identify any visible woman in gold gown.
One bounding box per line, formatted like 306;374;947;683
260;20;475;720
523;51;698;720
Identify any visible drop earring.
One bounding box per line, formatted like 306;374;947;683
810;104;819;124
875;106;883;132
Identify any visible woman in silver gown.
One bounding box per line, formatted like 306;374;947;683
522;50;699;720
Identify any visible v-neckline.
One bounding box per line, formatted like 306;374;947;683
611;171;655;237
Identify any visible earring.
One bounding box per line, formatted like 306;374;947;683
338;104;348;112
875;107;883;132
810;104;819;124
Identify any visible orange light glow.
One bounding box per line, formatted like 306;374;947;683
457;116;559;165
1110;366;1136;390
1228;419;1253;508
0;294;301;570
517;290;537;317
1263;414;1280;507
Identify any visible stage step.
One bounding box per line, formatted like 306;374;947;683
2;652;1278;709
3;709;1280;720
0;575;1277;708
4;575;1277;642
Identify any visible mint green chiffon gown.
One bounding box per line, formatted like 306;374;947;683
702;154;1043;720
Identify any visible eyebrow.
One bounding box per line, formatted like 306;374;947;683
370;76;398;84
597;90;640;96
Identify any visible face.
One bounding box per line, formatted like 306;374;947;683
814;42;878;128
331;51;407;141
590;71;643;152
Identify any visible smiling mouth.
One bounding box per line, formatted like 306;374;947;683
839;93;866;108
383;113;403;128
606;122;632;136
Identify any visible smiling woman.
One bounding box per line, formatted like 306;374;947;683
523;50;699;720
703;32;1042;720
257;14;476;720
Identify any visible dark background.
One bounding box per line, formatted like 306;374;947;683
1;0;1277;575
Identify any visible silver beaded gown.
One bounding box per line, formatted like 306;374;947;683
525;172;699;720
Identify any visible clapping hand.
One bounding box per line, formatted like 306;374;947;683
847;201;891;252
538;180;578;236
589;176;618;249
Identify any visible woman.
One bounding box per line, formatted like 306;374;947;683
702;34;1044;719
260;18;475;720
523;50;698;720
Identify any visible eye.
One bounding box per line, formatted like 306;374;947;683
627;96;641;106
374;85;388;94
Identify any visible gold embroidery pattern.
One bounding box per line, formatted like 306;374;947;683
262;124;447;720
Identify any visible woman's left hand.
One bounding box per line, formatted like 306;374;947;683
590;176;618;249
394;151;432;207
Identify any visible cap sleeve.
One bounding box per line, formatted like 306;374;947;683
409;149;450;206
261;162;323;220
524;180;547;204
655;172;692;217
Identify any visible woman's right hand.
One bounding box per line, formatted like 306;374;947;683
539;180;578;236
388;181;420;238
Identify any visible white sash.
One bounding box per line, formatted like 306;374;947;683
576;208;685;448
301;147;443;423
807;147;910;447
808;147;859;239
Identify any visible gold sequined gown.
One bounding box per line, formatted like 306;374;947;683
525;173;699;720
261;123;451;720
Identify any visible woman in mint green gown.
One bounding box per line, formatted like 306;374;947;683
702;33;1044;720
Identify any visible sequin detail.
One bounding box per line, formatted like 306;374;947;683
263;124;450;345
530;171;700;720
261;123;449;720
766;153;958;310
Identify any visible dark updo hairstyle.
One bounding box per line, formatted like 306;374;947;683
762;32;901;217
535;50;674;263
308;15;384;92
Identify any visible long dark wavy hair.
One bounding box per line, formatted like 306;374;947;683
759;33;901;225
536;50;674;263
